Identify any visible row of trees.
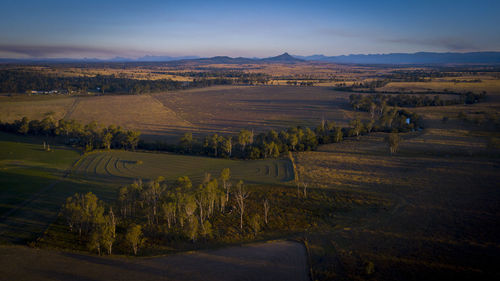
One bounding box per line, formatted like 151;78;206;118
168;71;271;85
62;169;270;255
335;80;390;91
0;70;240;94
0;116;140;151
349;92;486;111
162;108;419;159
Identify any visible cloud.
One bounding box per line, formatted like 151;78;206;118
0;44;140;58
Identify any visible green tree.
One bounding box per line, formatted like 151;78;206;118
102;131;113;150
385;132;401;155
349;118;363;138
125;130;141;150
125;224;144;255
238;129;253;152
222;136;232;157
179;132;193;153
220;168;231;203
250;214;261;234
333;127;343;143
17;117;30;135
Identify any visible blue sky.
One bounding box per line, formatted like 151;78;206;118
0;0;499;58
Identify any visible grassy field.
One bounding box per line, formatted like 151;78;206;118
153;85;357;135
379;78;500;94
294;101;500;280
73;150;293;186
0;132;85;244
0;86;362;141
0;132;294;245
1;67;500;280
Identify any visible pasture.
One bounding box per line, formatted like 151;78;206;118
294;102;500;280
0;132;294;245
0;86;360;141
73;150;293;186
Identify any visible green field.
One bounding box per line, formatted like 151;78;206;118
73;150;293;186
0;132;293;244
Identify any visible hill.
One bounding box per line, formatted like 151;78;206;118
296;51;500;64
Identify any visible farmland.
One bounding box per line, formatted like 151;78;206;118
74;150;293;185
0;62;499;281
294;102;500;280
0;132;294;245
0;86;361;140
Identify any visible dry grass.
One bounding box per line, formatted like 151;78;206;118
379;78;500;94
153;86;358;136
65;94;193;139
0;96;75;122
295;114;500;280
1;86;363;140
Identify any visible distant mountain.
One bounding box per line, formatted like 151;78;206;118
2;51;499;65
166;53;304;65
295;52;500;64
137;55;200;62
260;52;304;63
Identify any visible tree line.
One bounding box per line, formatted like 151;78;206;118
349;92;486;111
0;116;140;151
140;108;421;160
61;169;271;255
0;70;240;94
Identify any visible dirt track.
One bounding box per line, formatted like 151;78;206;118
0;240;309;281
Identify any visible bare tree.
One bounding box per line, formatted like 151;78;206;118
235;180;249;229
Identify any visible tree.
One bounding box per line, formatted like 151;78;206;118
143;178;165;225
62;192;104;238
288;134;299;151
263;198;270;224
102;131;113;150
249;214;261;235
210;134;219;157
385;132;401;155
222;136;232;157
179;132;193;153
17;117;30;135
333;127;343;143
126;224;144;255
125;130;141;150
235;180;249;229
88;213;115;255
349;118;363;138
238;129;253;152
220;168;231;203
302;182;308;198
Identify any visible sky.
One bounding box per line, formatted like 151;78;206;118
0;0;499;58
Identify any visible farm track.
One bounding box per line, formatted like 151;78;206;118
63;97;80;120
149;94;194;127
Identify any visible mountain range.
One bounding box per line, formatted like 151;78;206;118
1;52;500;65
